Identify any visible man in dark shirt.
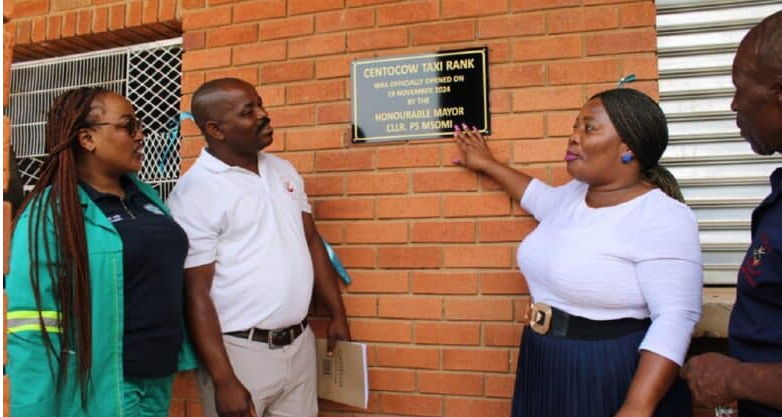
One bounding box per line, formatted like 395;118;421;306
681;10;782;417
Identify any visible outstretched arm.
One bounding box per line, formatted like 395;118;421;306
453;124;533;202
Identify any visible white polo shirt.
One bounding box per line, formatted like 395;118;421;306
167;149;314;331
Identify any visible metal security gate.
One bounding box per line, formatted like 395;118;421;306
5;38;184;199
656;1;782;284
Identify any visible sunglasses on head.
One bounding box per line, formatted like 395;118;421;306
88;116;144;137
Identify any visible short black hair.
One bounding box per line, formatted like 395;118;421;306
191;77;253;134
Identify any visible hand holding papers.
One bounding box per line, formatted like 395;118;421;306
316;339;369;409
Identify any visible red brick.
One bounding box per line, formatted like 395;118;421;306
260;15;313;40
410;221;475;243
511;0;580;11
481;271;529;294
142;0;158;24
485;374;516;398
332;246;376;268
350;319;411;343
445;397;512;417
512;86;584;112
368;369;416;392
377;145;440;168
204;67;259;85
261;61;314;84
31;16;46;42
547;111;580;137
317;102;351;124
419;372;483;395
487;40;511;63
377;0;438;26
412;272;478;295
159;0;176;20
412;170;477;193
346;221;408;243
347;270;409;293
347;172;408;195
233;41;286;66
182;30;205;51
378;246;441;269
513;298;533;322
46;14;62;40
443;193;511;217
381;393;442;416
257;85;286;107
315;149;373;171
233;0;286;23
443;349;509;372
181;0;204;9
14;20;31;44
289;0;344;15
206;24;258;48
313;198;374;219
549;58;621;85
180;137;205;159
445;298;514;320
347;27;407;52
411;21;475;46
477;218;536;243
108;4;124;31
490;90;511;114
316;222;344;243
287;80;344;104
620;2;656;27
444;245;513;268
182;7;231;30
289;34;345;59
491;114;545;140
278;151;314;172
443;0;507;18
511;35;582;61
376;196;441;219
272;105;317;127
586;29;657;55
14;0;48;17
315;55;352;79
379;296;442;319
414;322;480;345
478;13;545;39
622;55;658;80
342;294;377;317
514;138;569;163
286;126;345;150
316;8;375;33
76;10;91;35
483;322;523;347
182;48;231;71
490;63;545;88
348;0;399;5
126;1;142;27
548;6;619;34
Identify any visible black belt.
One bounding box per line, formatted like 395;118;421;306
529;303;650;340
225;319;308;349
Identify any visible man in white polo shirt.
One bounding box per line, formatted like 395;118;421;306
167;77;350;417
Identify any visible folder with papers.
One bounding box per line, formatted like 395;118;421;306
316;340;369;409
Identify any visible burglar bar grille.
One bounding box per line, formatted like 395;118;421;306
5;38;184;199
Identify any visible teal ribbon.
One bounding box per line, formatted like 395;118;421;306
618;73;637;88
323;238;351;285
157;112;195;175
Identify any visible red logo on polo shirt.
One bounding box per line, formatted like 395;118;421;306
739;233;771;287
282;178;296;199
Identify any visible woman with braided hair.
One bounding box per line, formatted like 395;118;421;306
6;87;196;417
453;88;702;417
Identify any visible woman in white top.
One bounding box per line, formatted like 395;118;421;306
454;88;702;417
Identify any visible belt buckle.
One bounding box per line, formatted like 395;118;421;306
267;327;291;349
529;302;552;335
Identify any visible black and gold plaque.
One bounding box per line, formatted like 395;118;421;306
351;48;489;143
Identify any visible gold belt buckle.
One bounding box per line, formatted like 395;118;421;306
529;302;552;335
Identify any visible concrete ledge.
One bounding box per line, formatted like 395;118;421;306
694;287;736;338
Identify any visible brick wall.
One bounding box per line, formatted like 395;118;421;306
4;0;14;415
8;1;661;417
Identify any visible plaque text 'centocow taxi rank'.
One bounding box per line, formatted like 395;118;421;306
351;48;489;143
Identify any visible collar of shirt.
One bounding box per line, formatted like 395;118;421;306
79;175;141;202
198;148;267;174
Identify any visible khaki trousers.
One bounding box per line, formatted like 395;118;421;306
197;326;318;417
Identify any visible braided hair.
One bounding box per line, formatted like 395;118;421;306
590;88;685;202
16;86;110;400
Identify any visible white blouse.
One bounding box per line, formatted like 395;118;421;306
518;179;703;366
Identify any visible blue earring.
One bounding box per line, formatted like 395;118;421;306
621;153;633;164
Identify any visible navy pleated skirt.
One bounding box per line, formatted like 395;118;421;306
511;326;692;417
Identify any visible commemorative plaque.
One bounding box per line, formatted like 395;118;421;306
351;48;489;143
